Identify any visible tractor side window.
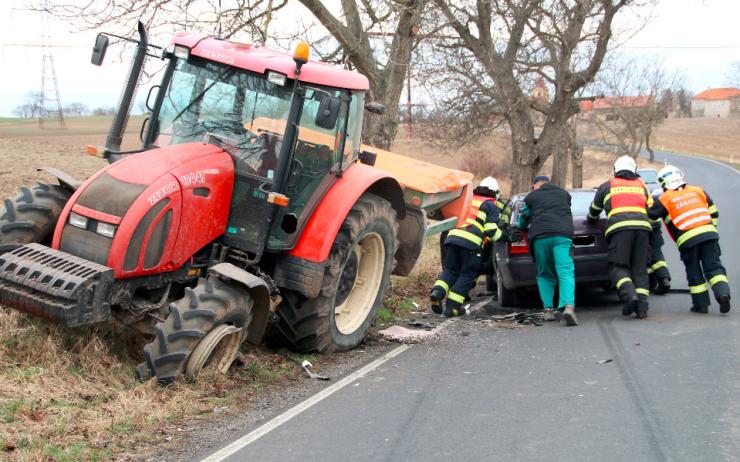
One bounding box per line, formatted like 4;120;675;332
267;87;350;250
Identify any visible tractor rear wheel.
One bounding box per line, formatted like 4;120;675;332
0;183;71;253
276;193;398;353
139;277;253;384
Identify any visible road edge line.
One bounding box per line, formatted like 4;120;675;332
200;319;454;462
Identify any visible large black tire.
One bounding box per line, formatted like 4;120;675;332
276;193;398;353
140;277;253;384
0;183;71;253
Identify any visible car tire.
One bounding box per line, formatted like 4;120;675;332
497;268;517;307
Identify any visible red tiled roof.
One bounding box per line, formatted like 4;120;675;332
692;87;740;101
579;96;652;112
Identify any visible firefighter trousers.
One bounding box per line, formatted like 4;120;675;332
680;239;730;308
433;244;482;308
608;229;650;305
648;229;671;289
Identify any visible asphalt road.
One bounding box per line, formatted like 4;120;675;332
196;152;740;462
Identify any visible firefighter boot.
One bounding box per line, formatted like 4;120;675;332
654;278;671;295
719;295;731;314
690;305;708;314
623;296;639;316
430;287;445;315
635;300;649;319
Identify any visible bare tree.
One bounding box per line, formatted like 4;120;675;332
295;0;424;149
423;0;643;193
40;1;286;43
63;102;90;117
11;92;44;119
584;56;683;161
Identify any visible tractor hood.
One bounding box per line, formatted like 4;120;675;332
52;143;235;278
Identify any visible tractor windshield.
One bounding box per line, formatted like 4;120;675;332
156;56;297;180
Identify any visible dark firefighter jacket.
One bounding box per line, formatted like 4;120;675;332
445;195;505;251
588;171;653;237
648;184;719;249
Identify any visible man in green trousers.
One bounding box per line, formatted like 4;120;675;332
516;176;577;326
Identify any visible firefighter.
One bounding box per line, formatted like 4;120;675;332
648;165;730;314
481;188;512;298
588;155;652;318
648;189;671;295
430;177;509;316
516;176;578;326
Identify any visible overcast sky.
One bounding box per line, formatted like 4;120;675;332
1;0;739;117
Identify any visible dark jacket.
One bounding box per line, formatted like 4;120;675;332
445;197;505;251
588;170;652;237
518;183;574;242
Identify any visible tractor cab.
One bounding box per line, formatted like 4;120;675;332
94;27;369;263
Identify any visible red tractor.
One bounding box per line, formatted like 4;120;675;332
0;23;473;383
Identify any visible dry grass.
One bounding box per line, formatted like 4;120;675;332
651;117;740;164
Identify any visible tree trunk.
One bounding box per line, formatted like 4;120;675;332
363;79;402;150
508;116;541;195
572;144;583;188
551;132;569;188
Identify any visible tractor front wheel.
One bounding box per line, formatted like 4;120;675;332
0;183;71;253
138;277;253;384
276;193;398;352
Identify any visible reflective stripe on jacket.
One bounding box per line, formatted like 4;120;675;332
589;174;652;236
652;185;719;248
445;195;503;250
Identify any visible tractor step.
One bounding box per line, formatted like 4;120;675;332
0;243;114;327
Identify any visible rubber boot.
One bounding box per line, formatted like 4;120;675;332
654;278;671;295
623;296;639;316
430;287;445;315
719;295;731;314
635;300;649;319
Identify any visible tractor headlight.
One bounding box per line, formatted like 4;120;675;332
173;45;190;60
96;222;117;238
69;212;88;229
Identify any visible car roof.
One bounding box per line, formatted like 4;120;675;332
511;188;596;201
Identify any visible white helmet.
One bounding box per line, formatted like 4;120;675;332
657;164;685;191
479;176;500;195
613;155;637;174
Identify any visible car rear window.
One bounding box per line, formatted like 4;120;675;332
638;169;658;183
570;191;596;217
508;190;597;223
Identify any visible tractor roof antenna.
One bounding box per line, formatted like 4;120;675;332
38;0;66;130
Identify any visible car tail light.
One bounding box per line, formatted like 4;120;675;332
509;232;529;255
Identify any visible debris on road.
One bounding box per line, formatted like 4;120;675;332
378;325;436;343
301;360;331;381
407;320;436;330
596;359;613;364
475;311;544;327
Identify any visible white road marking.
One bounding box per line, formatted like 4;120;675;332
648;150;739;176
200;318;455;462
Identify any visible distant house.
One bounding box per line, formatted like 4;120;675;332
690;88;740;118
578;96;652;121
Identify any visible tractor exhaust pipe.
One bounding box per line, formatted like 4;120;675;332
105;21;149;162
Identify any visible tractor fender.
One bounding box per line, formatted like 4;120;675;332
208;263;272;345
288;162;406;263
37;166;82;192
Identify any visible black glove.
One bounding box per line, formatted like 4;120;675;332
587;216;598;225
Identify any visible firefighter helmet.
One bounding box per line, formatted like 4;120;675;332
613;155;637;174
657;164;686;191
479;176;500;195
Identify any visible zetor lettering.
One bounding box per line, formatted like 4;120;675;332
147;181;180;205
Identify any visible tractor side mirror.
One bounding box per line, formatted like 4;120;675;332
364;102;386;115
314;94;341;130
91;34;109;66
